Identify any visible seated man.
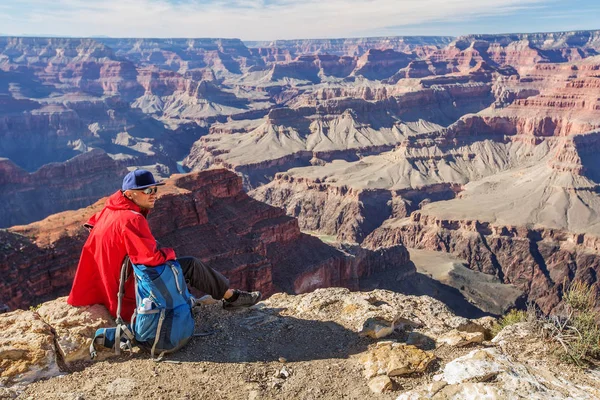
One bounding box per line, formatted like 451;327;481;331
68;169;261;321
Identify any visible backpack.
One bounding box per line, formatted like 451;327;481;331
90;257;196;360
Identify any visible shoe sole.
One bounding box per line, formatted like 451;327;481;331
223;292;262;310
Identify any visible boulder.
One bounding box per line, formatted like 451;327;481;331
263;288;477;339
434;348;505;384
491;322;532;344
359;316;394;339
0;309;60;387
436;329;485;347
36;297;115;364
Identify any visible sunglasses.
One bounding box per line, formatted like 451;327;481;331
138;187;158;195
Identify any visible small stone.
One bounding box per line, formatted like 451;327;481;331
406;331;435;349
196;295;219;305
376;340;396;347
437;329;485;347
278;357;287;363
491;322;531;344
360;317;394;339
270;380;282;389
368;375;394;393
278;367;290;379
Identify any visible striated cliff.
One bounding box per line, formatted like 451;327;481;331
430;30;600;73
0;149;127;228
185;78;495;189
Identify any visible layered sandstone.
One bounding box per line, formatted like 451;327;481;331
429;30;600;73
97;38;262;76
362;130;600;313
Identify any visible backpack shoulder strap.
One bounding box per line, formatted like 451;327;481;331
115;256;131;325
90;256;136;359
114;256;135;354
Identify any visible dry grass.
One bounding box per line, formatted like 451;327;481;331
542;280;600;366
492;280;600;367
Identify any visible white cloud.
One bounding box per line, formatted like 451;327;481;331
0;0;555;40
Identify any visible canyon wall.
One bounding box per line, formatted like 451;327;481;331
0;150;127;228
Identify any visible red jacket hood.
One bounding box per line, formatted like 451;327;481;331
86;190;149;228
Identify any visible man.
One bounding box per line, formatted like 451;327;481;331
68;169;261;321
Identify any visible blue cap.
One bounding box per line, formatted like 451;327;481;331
122;169;165;191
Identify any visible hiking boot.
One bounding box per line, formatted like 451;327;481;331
223;290;262;309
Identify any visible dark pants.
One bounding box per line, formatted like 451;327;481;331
177;257;230;300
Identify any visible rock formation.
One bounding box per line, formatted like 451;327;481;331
245;36;454;57
0;149;127;228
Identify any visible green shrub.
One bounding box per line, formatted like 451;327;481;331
548;280;600;366
491;309;528;337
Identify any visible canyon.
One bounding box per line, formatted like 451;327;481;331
1;30;600;317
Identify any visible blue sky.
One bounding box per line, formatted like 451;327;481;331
0;0;598;40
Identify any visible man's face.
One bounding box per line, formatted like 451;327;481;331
124;186;159;209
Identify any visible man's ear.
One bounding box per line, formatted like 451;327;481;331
124;190;134;200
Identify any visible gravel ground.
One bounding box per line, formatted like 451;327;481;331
15;301;482;400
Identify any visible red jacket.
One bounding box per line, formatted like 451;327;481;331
67;190;176;320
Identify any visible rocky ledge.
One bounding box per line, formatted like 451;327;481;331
2;288;598;399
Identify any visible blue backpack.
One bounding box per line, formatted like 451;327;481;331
90;257;196;360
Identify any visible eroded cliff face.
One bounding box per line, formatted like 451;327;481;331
364;212;600;315
246;54;600;314
431;30;600;73
1;169;413;312
0;150;127;228
185;77;496;189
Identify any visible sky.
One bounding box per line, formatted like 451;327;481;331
0;0;598;41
